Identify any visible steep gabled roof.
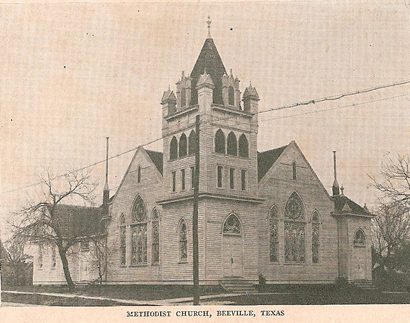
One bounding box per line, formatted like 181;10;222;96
333;195;373;216
190;38;227;105
257;145;288;181
145;149;163;175
52;204;104;238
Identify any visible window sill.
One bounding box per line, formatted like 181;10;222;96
284;262;307;266
151;263;160;266
119;265;127;268
354;244;366;248
129;264;148;267
178;260;188;264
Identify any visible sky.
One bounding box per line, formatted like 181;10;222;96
1;1;410;239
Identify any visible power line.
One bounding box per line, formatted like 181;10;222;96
2;79;409;195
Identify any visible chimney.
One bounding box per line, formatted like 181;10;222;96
103;137;110;216
332;151;340;196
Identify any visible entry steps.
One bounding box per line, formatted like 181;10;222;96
219;277;257;293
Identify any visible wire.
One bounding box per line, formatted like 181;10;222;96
2;79;409;195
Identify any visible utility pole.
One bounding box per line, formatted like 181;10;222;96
193;115;200;305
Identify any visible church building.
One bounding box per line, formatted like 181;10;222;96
32;22;374;288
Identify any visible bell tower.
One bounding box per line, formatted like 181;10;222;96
160;18;259;202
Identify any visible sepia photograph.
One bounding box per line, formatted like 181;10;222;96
0;0;409;317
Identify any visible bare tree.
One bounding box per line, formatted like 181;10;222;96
372;203;410;272
10;170;97;291
88;236;115;285
3;236;33;286
370;154;410;210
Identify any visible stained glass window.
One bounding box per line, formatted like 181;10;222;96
354;229;366;247
51;244;56;268
179;220;188;262
312;211;320;264
38;244;43;269
223;214;241;235
120;213;126;266
284;193;305;263
131;196;147;265
151;208;160;265
269;205;279;262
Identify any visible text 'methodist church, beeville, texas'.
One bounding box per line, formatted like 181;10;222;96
31;25;375;290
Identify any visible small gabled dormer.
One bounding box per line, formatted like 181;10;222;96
222;69;241;109
161;88;177;117
176;71;192;110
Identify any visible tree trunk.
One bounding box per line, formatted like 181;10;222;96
59;248;75;291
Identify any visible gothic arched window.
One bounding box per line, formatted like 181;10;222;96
284;192;305;263
215;129;225;154
151;208;160;265
179;219;188;262
51;244;56;268
170;136;178;160
312;211;320;263
120;213;126;266
181;88;186;108
228;86;235;106
223;214;241;235
269;205;279;262
188;130;197;155
354;229;366;247
238;134;249;158
131;196;147;265
227;132;238;156
179;133;187;158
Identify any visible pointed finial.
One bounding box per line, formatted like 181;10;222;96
230;68;233;76
340;185;344;195
168;84;170;91
203;67;207;75
207;16;212;38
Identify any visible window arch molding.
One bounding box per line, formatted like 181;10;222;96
353;228;366;247
221;212;242;236
283;191;305;220
130;194;147;223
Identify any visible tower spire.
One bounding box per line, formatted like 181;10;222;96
332;151;340;196
103;137;110;217
207;16;212;38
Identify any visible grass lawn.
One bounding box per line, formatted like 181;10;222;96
2;284;225;306
215;285;410;305
3;284;410;305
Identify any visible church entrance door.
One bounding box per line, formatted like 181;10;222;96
222;235;243;277
222;214;243;277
